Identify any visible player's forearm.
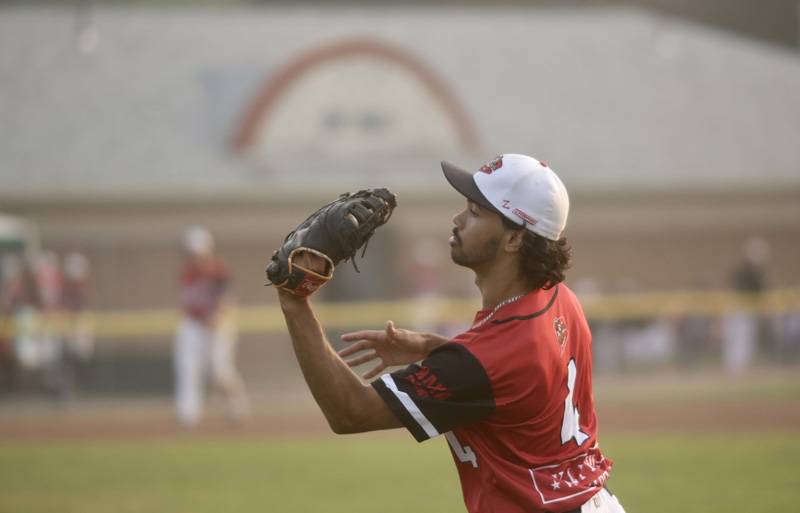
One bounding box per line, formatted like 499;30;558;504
279;296;382;432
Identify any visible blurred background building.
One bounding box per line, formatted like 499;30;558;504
0;0;798;402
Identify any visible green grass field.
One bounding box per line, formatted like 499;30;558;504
1;431;798;513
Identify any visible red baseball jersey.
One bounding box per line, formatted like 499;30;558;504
372;284;612;513
179;258;229;321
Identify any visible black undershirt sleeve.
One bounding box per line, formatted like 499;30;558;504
371;342;495;442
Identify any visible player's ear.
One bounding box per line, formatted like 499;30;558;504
504;228;525;254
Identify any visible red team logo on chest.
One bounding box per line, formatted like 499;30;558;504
404;366;452;400
553;316;568;353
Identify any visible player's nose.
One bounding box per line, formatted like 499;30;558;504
452;209;466;227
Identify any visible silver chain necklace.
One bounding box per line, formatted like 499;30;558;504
471;293;525;329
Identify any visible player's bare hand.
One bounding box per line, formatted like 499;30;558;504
339;321;431;380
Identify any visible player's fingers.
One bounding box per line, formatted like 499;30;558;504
385;320;397;339
337;340;374;357
363;363;388;380
343;351;379;367
341;329;383;342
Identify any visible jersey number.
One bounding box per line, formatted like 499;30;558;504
560;358;589;446
445;431;478;468
446;359;587;467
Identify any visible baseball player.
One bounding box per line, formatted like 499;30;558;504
174;226;250;427
273;155;624;512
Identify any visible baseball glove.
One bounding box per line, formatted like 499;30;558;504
266;188;397;297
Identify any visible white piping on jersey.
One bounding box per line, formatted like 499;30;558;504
380;374;440;439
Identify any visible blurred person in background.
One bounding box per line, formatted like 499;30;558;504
0;253;36;390
33;251;62;314
174;226;250;428
674;277;718;369
722;237;770;373
773;293;800;363
62;251;95;375
1;254;40;371
33;250;72;400
2;251;71;398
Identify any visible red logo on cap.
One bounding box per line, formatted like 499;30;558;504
513;208;538;226
479;156;503;174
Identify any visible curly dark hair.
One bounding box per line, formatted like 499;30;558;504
501;216;571;290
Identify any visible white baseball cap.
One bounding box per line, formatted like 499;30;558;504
441;153;570;241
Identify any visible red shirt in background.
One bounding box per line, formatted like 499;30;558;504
180;257;229;322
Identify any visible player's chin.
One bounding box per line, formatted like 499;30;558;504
450;247;468;267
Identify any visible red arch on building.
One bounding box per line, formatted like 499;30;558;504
230;38;480;154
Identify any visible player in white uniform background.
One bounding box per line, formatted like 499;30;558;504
173;226;250;427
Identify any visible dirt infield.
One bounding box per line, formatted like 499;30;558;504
1;369;798;441
2;401;797;442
